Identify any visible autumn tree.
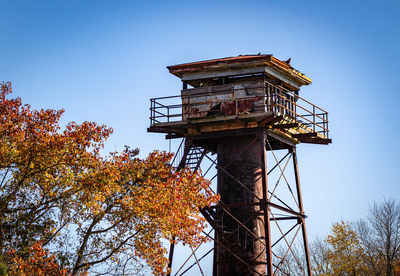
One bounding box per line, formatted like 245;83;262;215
0;82;219;275
356;198;400;276
309;236;333;276
325;221;366;275
277;198;400;275
394;259;400;275
0;81;112;254
278;223;366;276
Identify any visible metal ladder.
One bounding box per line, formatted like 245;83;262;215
171;138;206;171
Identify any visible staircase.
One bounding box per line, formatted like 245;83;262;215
171;138;206;171
185;147;205;171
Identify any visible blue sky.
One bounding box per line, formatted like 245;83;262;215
1;0;400;273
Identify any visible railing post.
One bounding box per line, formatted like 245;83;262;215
267;83;270;112
150;99;154;126
273;86;276;113
326;113;329;138
313;106;315;133
277;87;280;114
235;98;238;117
276;87;279;114
265;83;269;112
188;95;191;119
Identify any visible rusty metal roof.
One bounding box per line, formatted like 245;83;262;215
167;54;312;86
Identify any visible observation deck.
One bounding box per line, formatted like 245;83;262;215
148;55;331;145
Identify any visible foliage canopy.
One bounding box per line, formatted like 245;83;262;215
0;82;219;275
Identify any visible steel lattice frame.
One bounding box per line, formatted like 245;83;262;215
167;128;312;276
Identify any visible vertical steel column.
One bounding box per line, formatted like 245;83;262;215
290;147;312;276
259;130;274;276
216;134;266;276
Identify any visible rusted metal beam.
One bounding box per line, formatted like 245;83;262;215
200;208;222;232
210;201;305;219
271;123;299;129
267;201;306;219
190;128;259;140
266;130;297;147
165;133;185;139
292;132;318;138
271;216;301;221
291;147;312;276
148;126;186;134
271;222;300;248
189;245;205;276
177;247;214;276
297;136;332;145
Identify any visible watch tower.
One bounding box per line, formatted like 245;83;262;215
148;54;331;275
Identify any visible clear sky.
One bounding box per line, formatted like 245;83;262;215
1;0;400;274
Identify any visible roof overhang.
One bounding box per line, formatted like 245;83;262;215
167;55;312;88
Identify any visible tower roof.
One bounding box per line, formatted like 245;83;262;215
167;54;312;87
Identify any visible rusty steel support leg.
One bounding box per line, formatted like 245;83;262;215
290;147;312;276
259;131;274;276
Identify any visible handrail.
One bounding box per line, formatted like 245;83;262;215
149;82;329;138
268;81;328;114
266;82;328;124
171;138;185;168
273;94;328;131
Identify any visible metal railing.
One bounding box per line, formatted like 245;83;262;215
265;83;329;138
170;138;185;168
149;87;255;124
149;82;329;138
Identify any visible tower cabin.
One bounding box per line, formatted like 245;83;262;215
148;55;331;146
